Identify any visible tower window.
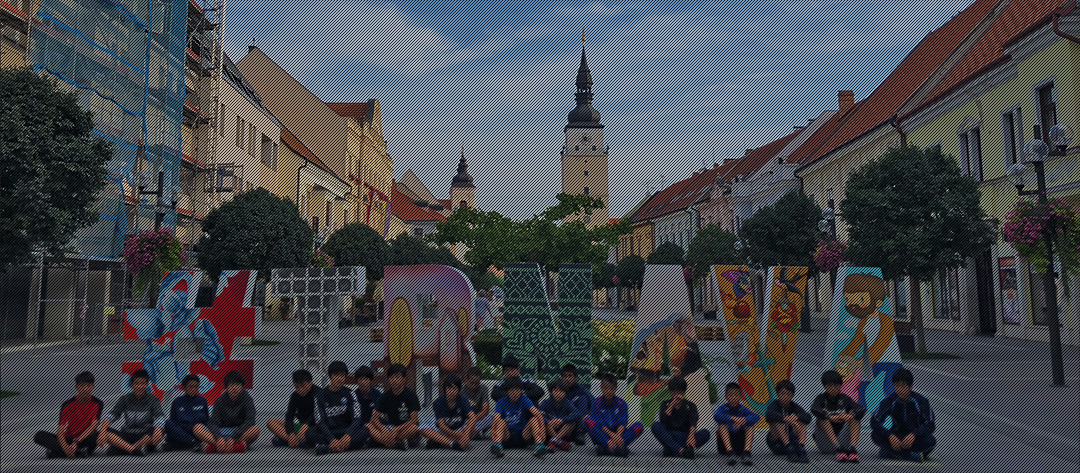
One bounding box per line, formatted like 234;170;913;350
592;146;597;151
583;170;589;177
575;146;579;151
584;187;590;195
459;201;468;209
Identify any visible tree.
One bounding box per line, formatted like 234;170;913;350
842;145;995;354
738;191;821;269
687;224;739;278
321;222;389;280
648;241;685;265
593;262;617;289
196;188;313;280
387;233;458;267
615;255;646;290
427;207;519;271
1;68;112;266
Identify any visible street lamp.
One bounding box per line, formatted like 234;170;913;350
136;140;181;231
1007;123;1072;387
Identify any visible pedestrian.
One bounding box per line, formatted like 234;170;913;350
267;369;320;449
650;376;710;459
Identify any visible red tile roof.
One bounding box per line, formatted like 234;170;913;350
906;0;1070;119
799;0;1000;166
326;102;369;124
634;153;753;222
723;129;801;183
280;127;340;179
392;183;447;223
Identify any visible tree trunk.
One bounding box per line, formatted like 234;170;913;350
910;277;928;355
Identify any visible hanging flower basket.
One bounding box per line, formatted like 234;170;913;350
122;229;185;298
814;239;846;272
1002;198;1080;275
312;250;335;268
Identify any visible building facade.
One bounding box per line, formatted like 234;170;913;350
561;41;610;228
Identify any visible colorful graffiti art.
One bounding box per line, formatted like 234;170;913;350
711;265;771;424
122;270;259;404
761;266;808;394
502;263;592;383
824;267;903;409
626;265;711;424
382;265;475;376
271;266;366;380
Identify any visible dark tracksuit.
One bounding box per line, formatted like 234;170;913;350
310;386;366;450
208;391;257;442
271;386;320;447
165;394;209;448
651;398;711;456
713;402;760;455
584;396;644;454
538;396;582;433
565;383;594;438
763;400;812;454
355;386;382;425
810;391;866;453
870;391;936;458
492;377;545;405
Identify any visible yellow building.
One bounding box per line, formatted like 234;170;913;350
900;1;1080;345
0;0;35;68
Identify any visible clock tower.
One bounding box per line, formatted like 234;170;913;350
561;32;609;228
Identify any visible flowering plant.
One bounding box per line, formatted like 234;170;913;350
1002;198;1080;274
122;229;185;297
312;250;335;268
814;239;847;272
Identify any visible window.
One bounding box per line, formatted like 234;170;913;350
219;104;226;136
458;200;468;209
248;124;256;156
235;117;244;149
1002;108;1023;164
1037;82;1057;142
932;268;960;320
326;201;332;229
583;170;589;177
958;126;983;181
583;186;590;195
414;227;424;237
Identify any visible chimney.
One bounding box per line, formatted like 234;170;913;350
838;90;854;115
745;148;754;157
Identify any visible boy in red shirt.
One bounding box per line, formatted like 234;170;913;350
34;371;103;458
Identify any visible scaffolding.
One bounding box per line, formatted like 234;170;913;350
182;0;226;243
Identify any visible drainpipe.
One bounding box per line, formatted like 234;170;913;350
891;115;908;148
296;160;308;214
1053;6;1080;45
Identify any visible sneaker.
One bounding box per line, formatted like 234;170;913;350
205;443;217;453
74;448;89;458
396;439;409;451
191;442;203;453
490;442;505;458
848;448;861;464
726;453;738;466
144;443;157;453
450;440;465;451
797;445;810;463
835;450;848;462
130;446;146;457
682;446;695;459
614;445;629;458
314;444;330;456
45;450;63;459
425;439;438;449
573;430;587;445
786;445;799;463
908;451;925;463
532;443;548;458
558;440;572;451
232;441;247;453
741;452;753;466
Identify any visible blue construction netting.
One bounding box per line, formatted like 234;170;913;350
29;0;187;258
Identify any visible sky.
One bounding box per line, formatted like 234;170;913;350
224;0;977;220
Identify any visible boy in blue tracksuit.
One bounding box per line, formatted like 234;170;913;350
714;382;760;466
583;373;643;457
489;376;547;458
419;374;474;450
562;364;594;444
311;361;366;455
164;374;211;450
539;379;581;452
870;368;936;463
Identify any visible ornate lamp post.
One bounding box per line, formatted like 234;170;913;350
136;140;181;231
1006;123;1073;387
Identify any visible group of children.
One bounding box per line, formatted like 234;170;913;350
34;359;936;464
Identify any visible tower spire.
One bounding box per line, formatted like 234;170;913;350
451;145;474;188
568;31;600;127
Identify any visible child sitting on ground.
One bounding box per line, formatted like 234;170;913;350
34;371;103;459
489;376;547;458
870;368;936;463
583;373;644;457
164;374;211;451
650;376;710;459
199;370;259;453
713;382;759;466
267;369;320;449
764;379;812;463
419;374;475;450
97;369;165;456
538;379;581;452
810;369;865;463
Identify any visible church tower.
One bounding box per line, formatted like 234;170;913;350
450;146;475;211
561;31;609;228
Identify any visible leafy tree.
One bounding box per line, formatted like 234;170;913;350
615;255;646;290
427;207;519;270
196;188;313;280
687;224;739;278
321;222;389;280
648;241;685;265
738;191;821;269
842;145;995;354
593;262;617;289
388;233;458;267
1;68;112;266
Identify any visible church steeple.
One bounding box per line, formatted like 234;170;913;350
567;29;602;128
451;145;474;188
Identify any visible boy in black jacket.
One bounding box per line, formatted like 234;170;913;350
419;374;474;450
764;379;811;463
200;370;259;453
311;361;366;455
870;368;936;463
650;376;710;459
491;355;545;404
369;363;421;450
539;379;581;452
561;364;594;444
354;365;382;430
164;374;211;451
810;369;865;463
268;369;320;448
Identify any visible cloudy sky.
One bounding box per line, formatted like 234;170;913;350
225;0;975;220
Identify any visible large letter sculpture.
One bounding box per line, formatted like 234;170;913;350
761;267;808;387
270;266;365;382
123;270;258;403
382;265;475;376
824;267;902;409
627;265;711;424
712;265;770;424
502;263;592;383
